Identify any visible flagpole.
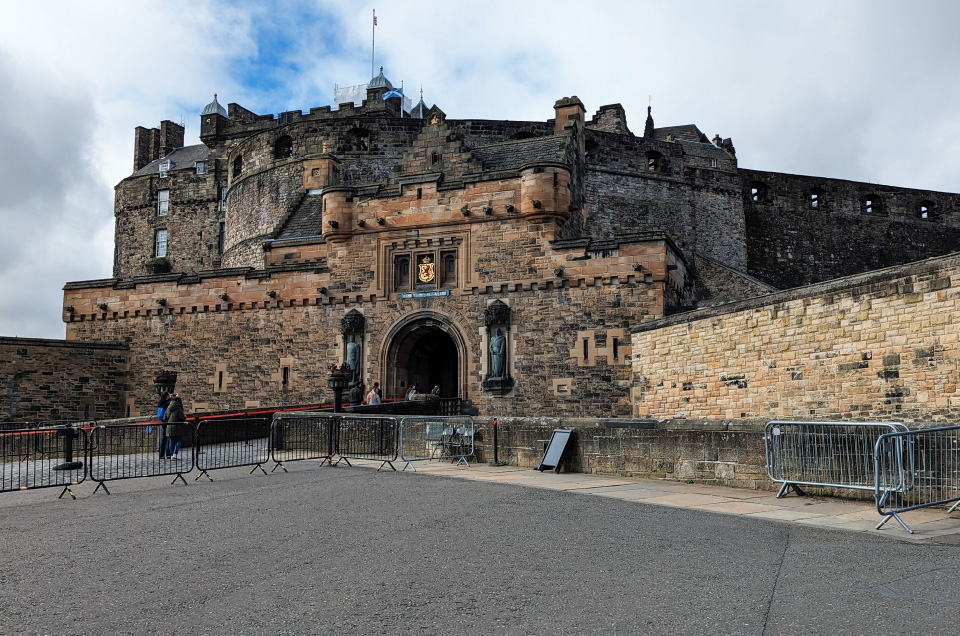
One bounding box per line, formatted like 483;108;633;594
400;81;403;118
371;9;376;80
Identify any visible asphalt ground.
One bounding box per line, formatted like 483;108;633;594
1;462;958;635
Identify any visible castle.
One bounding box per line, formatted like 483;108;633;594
4;68;960;423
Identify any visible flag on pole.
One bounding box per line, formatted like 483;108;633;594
373;14;377;26
383;88;402;99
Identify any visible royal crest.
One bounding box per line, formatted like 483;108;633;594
418;255;435;283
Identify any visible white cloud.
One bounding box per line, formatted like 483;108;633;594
0;0;958;338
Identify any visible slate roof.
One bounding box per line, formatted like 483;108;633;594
676;139;729;160
471;136;570;172
276;193;324;240
651;125;708;143
132;144;210;178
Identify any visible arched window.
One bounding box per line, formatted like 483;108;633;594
919;200;935;220
430;151;440;166
233;155;243;178
441;253;457;287
274;136;293;159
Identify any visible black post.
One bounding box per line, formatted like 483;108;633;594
53;426;84;471
333;388;344;413
489;418;505;467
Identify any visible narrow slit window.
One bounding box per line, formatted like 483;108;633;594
582;338;589;362
282;366;290;385
218;371;224;391
612;337;619;361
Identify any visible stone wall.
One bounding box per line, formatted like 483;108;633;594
631;253;960;422
114;162;225;278
0;337;129;423
741;168;960;289
471;416;769;489
583;129;746;269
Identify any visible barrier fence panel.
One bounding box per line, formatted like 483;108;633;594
269;413;336;471
336;416;398;471
0;425;88;498
399;416;475;471
875;425;960;534
195;418;272;480
765;420;908;498
89;422;196;493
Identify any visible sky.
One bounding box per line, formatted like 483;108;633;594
1;0;958;339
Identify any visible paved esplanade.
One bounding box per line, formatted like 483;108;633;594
1;463;958;635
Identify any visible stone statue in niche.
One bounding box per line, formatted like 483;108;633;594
489;327;506;379
345;334;361;384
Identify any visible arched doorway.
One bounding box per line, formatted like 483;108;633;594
382;313;466;400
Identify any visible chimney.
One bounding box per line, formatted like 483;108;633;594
133;126;160;172
159;120;185;157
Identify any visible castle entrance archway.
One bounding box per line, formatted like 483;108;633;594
382;313;466;400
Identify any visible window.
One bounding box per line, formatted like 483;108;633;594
810;189;823;209
430;151;440;166
646;151;662;172
441;252;457;287
710;158;718;168
159;160;169;178
218;222;225;253
232;155;243;178
154;229;168;258
220;186;227;212
919;201;934;220
750;183;766;203
274;136;293;159
195;161;205;175
157;190;169;216
395;256;410;290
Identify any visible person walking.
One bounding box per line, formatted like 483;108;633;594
157;391;171;459
162;393;186;460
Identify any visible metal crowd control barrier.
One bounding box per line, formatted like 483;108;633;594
0;425;88;499
89;422;196;493
336;416;399;471
765;420;908;498
269;412;337;472
875;425;960;534
194;418;271;480
399;416;476;471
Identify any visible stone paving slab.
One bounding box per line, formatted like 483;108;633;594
405;460;960;544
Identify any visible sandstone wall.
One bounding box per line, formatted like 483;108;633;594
0;337;129;423
631;253;960;422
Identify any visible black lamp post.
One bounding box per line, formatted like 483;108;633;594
326;364;351;413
